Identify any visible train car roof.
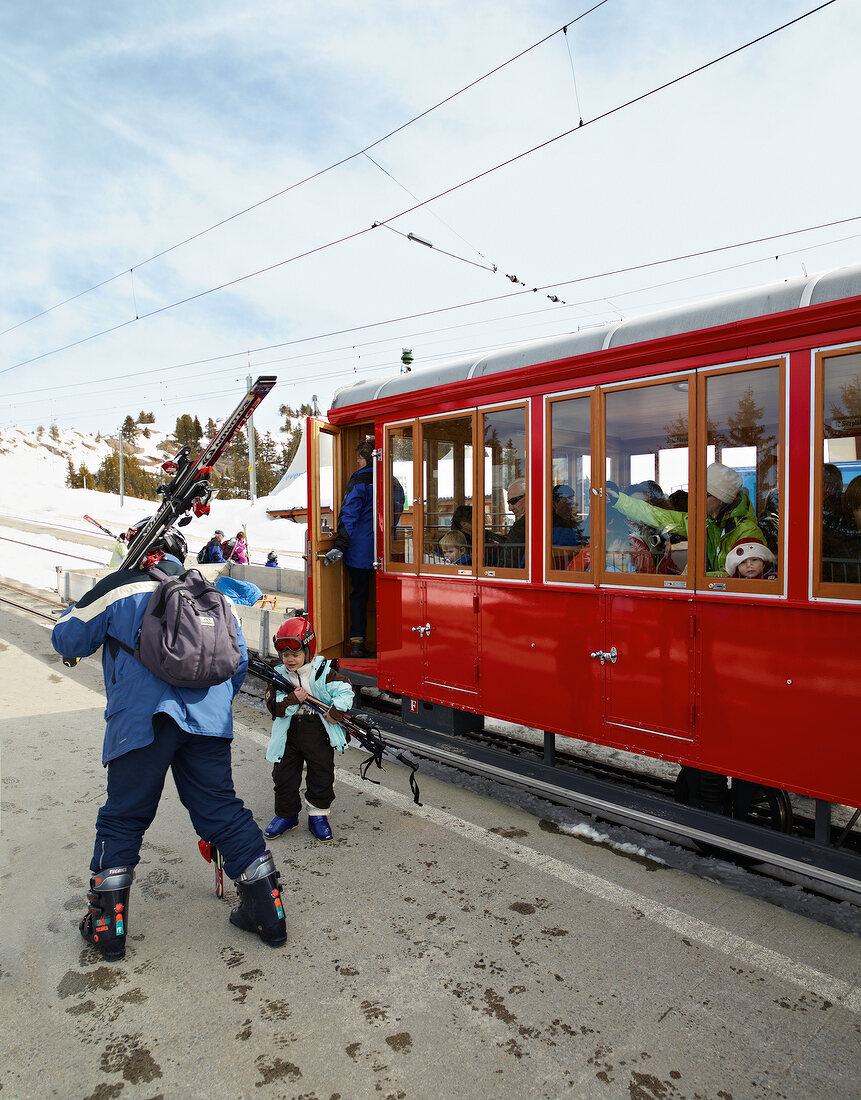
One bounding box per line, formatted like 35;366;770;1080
330;262;861;410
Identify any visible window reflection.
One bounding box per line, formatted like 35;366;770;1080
387;425;412;564
421;416;473;567
482;407;527;570
318;432;335;535
704;367;778;578
604;383;690;576
821;352;861;585
549;397;590;572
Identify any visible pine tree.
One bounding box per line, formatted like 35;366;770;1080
175;414;201;448
121;415;138;444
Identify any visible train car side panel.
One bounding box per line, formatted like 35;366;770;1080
696;602;859;806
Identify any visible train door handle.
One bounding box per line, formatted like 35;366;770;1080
411;622;432;637
590;646;617;665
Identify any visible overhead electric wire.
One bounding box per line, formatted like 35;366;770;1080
0;0;836;383
0;2;609;343
3;212;860;415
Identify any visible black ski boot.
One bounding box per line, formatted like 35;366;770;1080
229;851;287;947
80;867;134;961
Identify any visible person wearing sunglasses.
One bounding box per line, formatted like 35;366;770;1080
263;617;355;844
495;478;527;569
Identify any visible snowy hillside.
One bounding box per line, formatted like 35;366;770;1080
0;423;309;592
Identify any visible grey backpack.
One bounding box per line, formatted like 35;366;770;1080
112;566;241;689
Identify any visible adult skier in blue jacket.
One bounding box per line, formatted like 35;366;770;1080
51;522;286;961
324;439;375;658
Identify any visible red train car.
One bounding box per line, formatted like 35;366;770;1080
303;266;861;820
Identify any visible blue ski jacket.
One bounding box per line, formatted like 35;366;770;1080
333;465;374;569
51;556;248;766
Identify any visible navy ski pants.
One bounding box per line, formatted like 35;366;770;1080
92;714;265;880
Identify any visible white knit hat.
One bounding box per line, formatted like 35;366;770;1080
725;541;775;575
706;462;742;504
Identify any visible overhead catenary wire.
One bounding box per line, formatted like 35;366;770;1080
3;212;861;419
0;2;610;343
4;220;859;433
0;0;837;382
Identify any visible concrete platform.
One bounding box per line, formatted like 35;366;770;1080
1;605;860;1100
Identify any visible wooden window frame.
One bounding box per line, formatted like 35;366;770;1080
384;419;419;576
595;373;696;590
418;411;479;578
476;401;530;581
545;391;595;584
696;358;785;596
813;345;861;601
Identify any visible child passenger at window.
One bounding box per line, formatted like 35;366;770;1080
723;541;777;579
439;530;471;565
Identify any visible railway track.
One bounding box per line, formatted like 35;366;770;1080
352;691;861;906
0;577;65;619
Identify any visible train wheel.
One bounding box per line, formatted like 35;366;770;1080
731;780;793;833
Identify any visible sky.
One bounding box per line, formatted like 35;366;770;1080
1;0;860;440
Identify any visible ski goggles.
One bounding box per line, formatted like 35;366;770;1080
274;636;307;652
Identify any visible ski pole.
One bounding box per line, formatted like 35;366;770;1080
84;514;117;538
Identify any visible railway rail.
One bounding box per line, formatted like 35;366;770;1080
4;577;858;907
348;690;861;906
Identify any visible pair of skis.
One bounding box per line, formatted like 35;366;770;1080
64;376;276;662
123;376;276;571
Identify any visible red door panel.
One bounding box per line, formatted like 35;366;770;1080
603;593;695;744
422;579;479;698
376;575;424;696
477;585;604;736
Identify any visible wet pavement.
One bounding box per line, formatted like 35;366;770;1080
1;604;860;1100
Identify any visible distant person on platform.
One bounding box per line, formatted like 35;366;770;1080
322;439;375;658
229;531;249;564
201;530;226;563
266;551;279;568
109;531;128;567
51;523;286;962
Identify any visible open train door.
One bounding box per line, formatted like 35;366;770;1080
306;419;345;658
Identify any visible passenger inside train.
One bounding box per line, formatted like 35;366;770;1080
724;541;777;579
607;462;769;576
439;530;471;565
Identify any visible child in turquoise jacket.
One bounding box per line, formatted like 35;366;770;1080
263;617;354;843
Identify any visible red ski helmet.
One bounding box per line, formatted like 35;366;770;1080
273;616;315;660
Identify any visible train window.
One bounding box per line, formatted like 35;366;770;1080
317;430;335;536
547;395;591;578
420;414;475;572
603;379;692;584
815;348;861;596
701;363;781;589
480;405;528;575
386;424;414;570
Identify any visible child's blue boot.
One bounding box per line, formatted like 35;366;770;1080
308;814;333;843
264;815;299;840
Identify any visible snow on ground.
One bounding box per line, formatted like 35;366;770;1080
0;424;307;591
